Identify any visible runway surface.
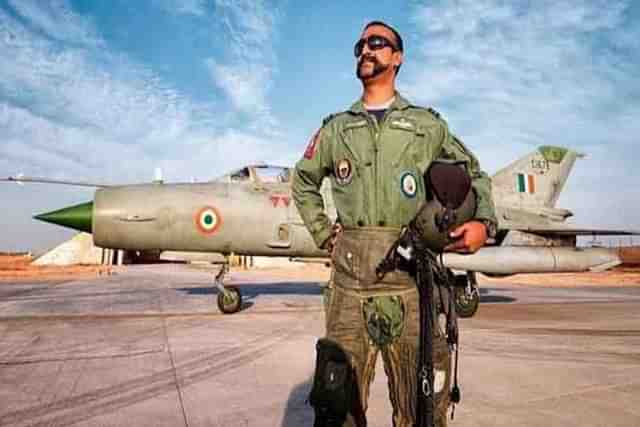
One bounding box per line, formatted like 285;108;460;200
0;264;638;426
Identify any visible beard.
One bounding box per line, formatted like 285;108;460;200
356;55;390;80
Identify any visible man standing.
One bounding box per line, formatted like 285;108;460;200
293;21;497;427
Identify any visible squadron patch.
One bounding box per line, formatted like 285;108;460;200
195;206;222;235
335;158;353;185
304;129;320;159
400;172;418;198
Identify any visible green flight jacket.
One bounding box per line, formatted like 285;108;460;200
293;94;497;248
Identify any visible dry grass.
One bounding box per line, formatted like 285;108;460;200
618;247;640;265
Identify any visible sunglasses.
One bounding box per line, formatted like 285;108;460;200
353;35;398;58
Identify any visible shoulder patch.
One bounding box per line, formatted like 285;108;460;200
303;128;321;159
303;112;342;160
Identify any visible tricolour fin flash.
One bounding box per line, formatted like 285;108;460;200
491;146;584;209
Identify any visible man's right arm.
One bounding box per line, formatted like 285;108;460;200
292;125;333;249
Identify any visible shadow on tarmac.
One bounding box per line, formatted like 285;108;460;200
177;283;517;307
481;295;516;303
179;284;516;302
176;282;324;313
479;287;517;304
177;282;324;297
281;379;314;426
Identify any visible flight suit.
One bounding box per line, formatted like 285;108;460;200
293;94;496;427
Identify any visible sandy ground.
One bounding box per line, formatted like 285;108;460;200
618;246;640;264
0;255;114;281
479;266;640;287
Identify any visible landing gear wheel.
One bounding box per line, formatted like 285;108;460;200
454;285;479;318
217;286;242;314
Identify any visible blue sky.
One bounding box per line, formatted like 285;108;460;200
1;0;639;252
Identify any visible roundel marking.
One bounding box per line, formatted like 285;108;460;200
400;172;418;198
335;158;353;185
195;206;222;235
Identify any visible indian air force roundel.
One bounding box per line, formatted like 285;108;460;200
400;172;418;198
335;158;353;185
195;206;222;235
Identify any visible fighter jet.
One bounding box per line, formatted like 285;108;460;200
3;145;638;315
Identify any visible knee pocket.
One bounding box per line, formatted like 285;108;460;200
362;295;406;346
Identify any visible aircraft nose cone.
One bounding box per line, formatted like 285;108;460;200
34;201;93;233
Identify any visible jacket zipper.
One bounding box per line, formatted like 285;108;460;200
366;114;380;225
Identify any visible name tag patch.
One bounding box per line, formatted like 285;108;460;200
400;171;418;198
390;118;416;131
335;159;353;185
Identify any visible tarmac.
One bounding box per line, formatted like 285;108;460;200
0;264;639;426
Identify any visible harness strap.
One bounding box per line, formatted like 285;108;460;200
415;248;435;427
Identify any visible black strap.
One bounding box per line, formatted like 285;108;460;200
414;236;435;427
438;253;461;419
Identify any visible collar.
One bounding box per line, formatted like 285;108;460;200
364;96;395;110
349;92;412;115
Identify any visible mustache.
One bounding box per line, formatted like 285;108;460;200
358;55;379;67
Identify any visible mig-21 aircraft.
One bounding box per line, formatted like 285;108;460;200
3;145;638;316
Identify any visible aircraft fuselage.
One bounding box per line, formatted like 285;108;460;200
93;182;325;257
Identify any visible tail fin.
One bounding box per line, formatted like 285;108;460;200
492;146;583;208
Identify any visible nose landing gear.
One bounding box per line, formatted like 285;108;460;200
214;262;242;314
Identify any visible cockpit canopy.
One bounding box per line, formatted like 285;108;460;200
215;164;292;185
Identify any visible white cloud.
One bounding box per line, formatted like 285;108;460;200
206;0;279;132
216;0;276;47
8;0;103;46
206;59;271;116
155;0;208;17
0;1;286;251
0;4;285;186
402;0;640;229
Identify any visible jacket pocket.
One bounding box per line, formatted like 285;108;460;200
332;232;360;280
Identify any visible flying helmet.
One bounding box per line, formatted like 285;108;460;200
410;160;477;252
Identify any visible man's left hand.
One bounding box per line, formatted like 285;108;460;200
444;221;488;254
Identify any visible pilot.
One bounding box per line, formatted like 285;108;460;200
292;21;497;427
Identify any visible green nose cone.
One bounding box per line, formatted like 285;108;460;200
34;201;94;233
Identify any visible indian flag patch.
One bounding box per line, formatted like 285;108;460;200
517;173;535;194
195;206;222;235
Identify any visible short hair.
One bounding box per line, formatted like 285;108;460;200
363;21;403;52
363;20;403;74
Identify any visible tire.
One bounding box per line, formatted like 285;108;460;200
217;285;242;314
454;285;479;318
